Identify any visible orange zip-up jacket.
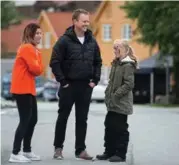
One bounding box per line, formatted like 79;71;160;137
10;43;44;96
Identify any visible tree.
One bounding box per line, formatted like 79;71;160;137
1;1;20;29
121;1;179;103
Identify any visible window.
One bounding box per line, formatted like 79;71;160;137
102;24;112;41
46;66;52;79
45;32;51;49
37;39;43;49
121;24;132;40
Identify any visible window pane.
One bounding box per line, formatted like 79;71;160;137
121;24;132;40
103;24;112;41
45;32;51;49
38;39;43;49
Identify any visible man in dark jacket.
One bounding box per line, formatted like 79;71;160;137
50;9;102;160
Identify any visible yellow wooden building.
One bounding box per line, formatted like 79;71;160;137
38;2;158;81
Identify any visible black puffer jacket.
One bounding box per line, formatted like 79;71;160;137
50;26;102;86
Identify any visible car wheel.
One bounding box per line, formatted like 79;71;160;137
96;100;104;103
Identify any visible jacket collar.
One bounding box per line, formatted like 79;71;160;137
121;56;135;63
64;26;92;43
112;56;135;66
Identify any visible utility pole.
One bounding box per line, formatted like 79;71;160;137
165;56;170;104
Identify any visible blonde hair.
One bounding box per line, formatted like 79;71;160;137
113;39;139;68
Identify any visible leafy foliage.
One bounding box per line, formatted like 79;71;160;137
121;2;179;102
1;1;20;29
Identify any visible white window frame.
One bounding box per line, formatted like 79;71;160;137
102;24;112;42
37;38;43;49
121;24;132;40
45;32;51;49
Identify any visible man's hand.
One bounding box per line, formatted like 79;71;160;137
62;84;69;88
89;82;96;88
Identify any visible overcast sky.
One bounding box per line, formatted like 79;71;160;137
15;0;36;6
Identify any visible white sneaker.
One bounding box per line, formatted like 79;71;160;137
23;152;41;161
9;153;31;163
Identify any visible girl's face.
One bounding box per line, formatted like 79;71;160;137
34;28;42;45
113;44;119;55
113;43;126;58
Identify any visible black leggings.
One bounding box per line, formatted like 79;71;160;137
12;94;38;155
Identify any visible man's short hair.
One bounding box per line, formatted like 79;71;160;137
72;9;89;21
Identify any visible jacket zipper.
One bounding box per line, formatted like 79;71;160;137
77;38;85;61
81;44;84;61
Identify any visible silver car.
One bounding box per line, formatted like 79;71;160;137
43;79;60;101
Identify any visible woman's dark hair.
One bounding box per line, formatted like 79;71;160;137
22;23;40;45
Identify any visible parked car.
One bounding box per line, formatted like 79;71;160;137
1;96;16;109
1;73;45;100
91;84;107;102
43;79;59;101
1;72;13;100
53;84;106;102
36;76;46;99
55;84;107;102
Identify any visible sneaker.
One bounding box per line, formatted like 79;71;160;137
9;153;31;163
23;152;41;161
76;150;93;160
96;153;112;160
53;148;64;160
109;155;126;162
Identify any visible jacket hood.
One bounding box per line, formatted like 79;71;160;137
121;56;135;63
64;26;93;42
112;56;137;68
121;56;138;69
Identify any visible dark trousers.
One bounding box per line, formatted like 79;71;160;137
54;81;93;155
12;94;38;155
104;111;129;160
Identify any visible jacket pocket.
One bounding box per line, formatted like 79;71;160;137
110;93;120;108
104;93;111;108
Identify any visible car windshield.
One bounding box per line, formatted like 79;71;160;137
2;82;11;89
45;88;57;94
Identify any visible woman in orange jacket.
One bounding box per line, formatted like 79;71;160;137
9;23;44;163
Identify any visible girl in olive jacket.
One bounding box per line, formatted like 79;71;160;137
96;39;138;162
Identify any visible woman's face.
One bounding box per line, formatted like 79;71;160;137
34;28;42;45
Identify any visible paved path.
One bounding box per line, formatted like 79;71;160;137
1;103;179;165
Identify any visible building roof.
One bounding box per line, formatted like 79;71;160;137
139;53;173;69
46;12;72;38
45;11;95;38
91;1;108;35
1;19;37;53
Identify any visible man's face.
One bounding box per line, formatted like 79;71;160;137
74;13;90;32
